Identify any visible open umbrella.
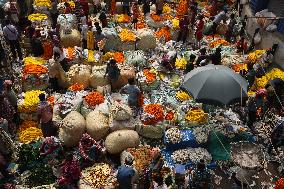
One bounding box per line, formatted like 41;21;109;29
181;64;248;106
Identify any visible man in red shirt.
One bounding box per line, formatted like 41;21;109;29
236;37;248;53
177;15;190;43
80;0;89;16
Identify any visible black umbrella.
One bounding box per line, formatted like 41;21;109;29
181;64;248;106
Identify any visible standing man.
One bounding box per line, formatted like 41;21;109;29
3;19;23;62
268;118;284;155
104;59;120;92
37;93;57;137
123;0;131;15
117;157;137;189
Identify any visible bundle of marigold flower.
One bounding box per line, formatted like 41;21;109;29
68;83;85;91
247;50;266;63
18;120;38;133
23;57;46;65
85;92;105;107
28;13;48;21
172;18;180;29
163;3;171;13
119;29;136;42
176;91;192;101
275;178;284;189
185;108;208;125
150;13;162;22
116;14;131;23
142;104;164;125
102;52;114;61
47;96;55;107
18;90;44;113
175;58;187;69
23;64;48;75
19;127;43;143
165;111;175;121
155;27;171;42
176;0;188;18
208;39;230;48
34;0;51;7
113;52;124;63
127;147;153;173
143;69;156;83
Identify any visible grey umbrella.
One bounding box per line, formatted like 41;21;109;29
180;64;248;106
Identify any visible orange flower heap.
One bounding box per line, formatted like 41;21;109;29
176;0;188;18
143;69;156;83
165;111;174;121
209;39;230;48
23;64;48;75
119;29;136;42
18;120;38;133
68;83;85;91
85;92;105;107
127;147;153;173
113;52;124;63
143;104;164;125
155;27;171;42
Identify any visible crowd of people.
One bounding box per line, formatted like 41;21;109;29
0;0;284;188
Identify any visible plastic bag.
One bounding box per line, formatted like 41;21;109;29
253;33;261;45
266;24;277;32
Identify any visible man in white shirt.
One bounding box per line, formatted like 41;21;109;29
3;19;23;62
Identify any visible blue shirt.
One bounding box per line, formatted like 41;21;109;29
121;84;140;106
117;165;135;189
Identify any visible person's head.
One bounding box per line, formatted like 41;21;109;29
216;47;222;53
64;2;70;7
189;54;196;62
94;22;100;28
200;48;206;55
254;28;260;34
39;93;46;102
230;13;235;19
54;52;60;60
240;36;245;42
5;19;11;26
4;80;12;90
110;59;117;66
165;175;173;187
197;159;206;171
153;175;164;186
125;156;133;166
128;78;135;85
198;15;204;20
247;62;253;71
97;28;102;34
65;152;73;161
190;5;195;11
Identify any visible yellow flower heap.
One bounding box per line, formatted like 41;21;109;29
18;120;43;143
23;57;46;65
34;0;51;8
102;52;114;61
116;14;131;23
119;29;136;42
253;68;284;90
247;50;266;63
176;91;192;101
175;58;187;69
186;109;209;125
18;90;44;113
28;13;48;21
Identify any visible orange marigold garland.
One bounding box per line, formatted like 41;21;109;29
23;64;48;75
155;27;171;42
275;178;284;189
43;41;53;60
142;104;164;125
68;83;85;91
85;92;105;107
143;69;156;83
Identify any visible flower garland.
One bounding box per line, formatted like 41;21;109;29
119;29;136;42
247;50;266;63
185;108;209;125
28;13;48;21
142;104;164;125
155;27;171;42
176;91;192;101
68;83;85;91
18;90;44;113
208;39;230;48
34;0;51;8
19;127;43;143
137;15;147;29
85;92;105;107
18;120;38;133
24;57;46;65
116;14;131;23
114;52;124;63
275;178;284;189
175;58;187;70
23;64;48;75
143;69;156;83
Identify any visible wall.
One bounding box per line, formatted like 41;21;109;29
243;3;284;69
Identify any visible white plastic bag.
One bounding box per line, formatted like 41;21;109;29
253;33;262;45
266;24;277;32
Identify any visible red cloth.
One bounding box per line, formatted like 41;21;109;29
196;20;204;41
65;6;72;14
